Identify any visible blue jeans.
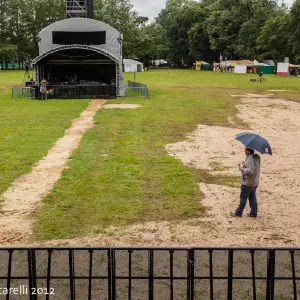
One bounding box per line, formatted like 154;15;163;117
235;184;258;216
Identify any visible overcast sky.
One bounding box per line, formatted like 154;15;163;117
130;0;295;20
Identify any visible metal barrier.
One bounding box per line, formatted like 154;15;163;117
40;85;117;99
11;86;36;99
0;247;299;299
126;81;149;99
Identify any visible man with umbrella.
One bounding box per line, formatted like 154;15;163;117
231;133;272;217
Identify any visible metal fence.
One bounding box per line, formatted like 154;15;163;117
125;81;149;99
39;85;117;100
11;86;36;99
0;247;300;300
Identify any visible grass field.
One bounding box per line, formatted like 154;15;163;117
1;69;300;241
0;71;89;196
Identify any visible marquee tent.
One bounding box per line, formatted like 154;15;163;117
123;59;144;72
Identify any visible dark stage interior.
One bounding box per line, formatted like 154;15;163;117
35;49;117;99
40;49;116;85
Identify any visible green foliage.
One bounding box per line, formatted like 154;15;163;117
0;0;158;64
256;13;290;61
1;0;299;66
289;0;300;63
154;0;299;64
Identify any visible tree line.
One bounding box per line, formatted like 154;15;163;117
0;0;300;69
155;0;300;65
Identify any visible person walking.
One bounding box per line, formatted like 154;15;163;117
231;147;261;217
40;79;49;100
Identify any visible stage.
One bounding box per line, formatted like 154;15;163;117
32;18;125;99
32;83;117;99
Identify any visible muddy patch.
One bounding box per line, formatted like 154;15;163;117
103;104;142;109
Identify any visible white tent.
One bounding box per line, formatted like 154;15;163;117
263;60;275;66
123;59;144;72
153;59;168;66
32;18;125;96
277;63;289;76
234;65;247;74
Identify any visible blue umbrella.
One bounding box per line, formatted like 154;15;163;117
236;132;272;155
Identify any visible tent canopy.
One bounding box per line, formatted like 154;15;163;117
37;18;123;59
123;59;144;72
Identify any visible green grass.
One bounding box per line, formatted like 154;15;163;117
2;69;300;241
0;70;89;196
128;69;300;91
0;70;32;92
33;69;300;241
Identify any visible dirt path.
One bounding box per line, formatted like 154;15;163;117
0;100;106;244
23;93;300;247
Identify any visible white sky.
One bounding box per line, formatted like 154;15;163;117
130;0;295;20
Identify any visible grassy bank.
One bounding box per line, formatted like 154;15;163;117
0;70;89;196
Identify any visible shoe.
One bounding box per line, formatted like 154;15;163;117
230;211;242;217
247;213;257;217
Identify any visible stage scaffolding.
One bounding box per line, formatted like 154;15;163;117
66;0;93;18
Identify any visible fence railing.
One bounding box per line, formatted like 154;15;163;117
40;84;117;99
11;86;36;99
126;81;149;99
0;247;299;300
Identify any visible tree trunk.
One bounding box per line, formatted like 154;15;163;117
17;46;20;68
4;54;8;69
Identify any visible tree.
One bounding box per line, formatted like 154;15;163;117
236;0;283;59
289;0;300;62
0;0;12;68
93;0;149;58
256;13;290;62
156;0;193;63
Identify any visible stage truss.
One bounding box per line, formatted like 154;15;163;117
32;44;121;96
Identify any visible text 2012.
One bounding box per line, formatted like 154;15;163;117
31;288;55;295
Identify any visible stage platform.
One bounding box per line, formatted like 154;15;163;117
33;84;117;99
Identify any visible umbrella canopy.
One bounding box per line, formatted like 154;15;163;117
236;132;272;155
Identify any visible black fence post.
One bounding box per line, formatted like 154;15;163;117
88;250;93;300
209;250;214;300
290;250;297;300
112;249;116;300
250;250;257;300
169;250;174;300
46;250;52;300
108;250;111;300
69;249;75;300
227;250;233;300
28;249;37;300
148;249;154;300
187;249;195;300
128;250;133;300
108;249;116;300
266;250;276;300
